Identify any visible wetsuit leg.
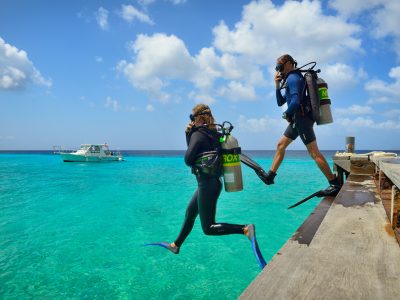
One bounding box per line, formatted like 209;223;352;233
174;189;199;247
295;115;316;145
198;177;245;235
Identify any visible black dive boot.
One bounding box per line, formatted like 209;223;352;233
322;176;341;197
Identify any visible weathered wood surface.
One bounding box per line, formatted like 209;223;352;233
350;158;375;175
240;174;400;300
333;156;350;173
370;153;398;168
379;158;400;189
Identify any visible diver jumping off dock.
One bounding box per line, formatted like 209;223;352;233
145;104;266;269
261;54;341;199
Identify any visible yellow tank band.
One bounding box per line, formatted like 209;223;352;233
222;154;240;164
223;162;241;167
318;87;329;100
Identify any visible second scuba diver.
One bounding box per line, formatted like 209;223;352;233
260;54;341;196
146;104;266;269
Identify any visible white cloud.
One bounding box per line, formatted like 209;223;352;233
218;81;257;102
188;91;215;105
168;0;187;4
95;7;109;30
118;1;362;103
365;66;400;104
138;0;186;6
330;0;400;58
138;0;156;6
383;109;400;119
323;63;362;90
212;0;361;65
117;33;196;102
237;115;283;133
337;117;400;130
146;104;155;111
329;0;381;18
0;37;51;90
335;105;374;116
121;4;154;25
105;96;120;111
95;56;103;63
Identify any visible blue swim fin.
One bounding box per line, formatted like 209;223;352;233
144;242;180;254
246;224;267;269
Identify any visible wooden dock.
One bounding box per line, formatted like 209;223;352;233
240;152;400;300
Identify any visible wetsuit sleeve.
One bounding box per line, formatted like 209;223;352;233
184;131;202;166
276;89;286;106
285;74;303;116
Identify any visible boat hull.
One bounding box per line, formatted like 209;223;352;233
60;153;122;162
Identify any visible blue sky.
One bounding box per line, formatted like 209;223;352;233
1;0;399;150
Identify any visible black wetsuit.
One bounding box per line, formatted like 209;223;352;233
174;126;245;248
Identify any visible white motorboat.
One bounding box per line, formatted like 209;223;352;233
58;144;123;162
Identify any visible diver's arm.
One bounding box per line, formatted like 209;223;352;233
276;90;286;107
275;72;286;107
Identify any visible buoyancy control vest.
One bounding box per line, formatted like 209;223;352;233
187;122;243;192
282;62;333;125
189;126;223;178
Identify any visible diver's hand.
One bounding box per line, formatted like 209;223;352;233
275;72;282;89
185;122;195;134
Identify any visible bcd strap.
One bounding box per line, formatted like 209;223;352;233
221;147;241;155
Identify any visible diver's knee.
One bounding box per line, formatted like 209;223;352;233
202;227;213;235
277;141;287;152
201;223;218;235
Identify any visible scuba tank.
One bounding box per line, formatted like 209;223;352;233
219;121;243;192
297;62;333;125
316;78;333;125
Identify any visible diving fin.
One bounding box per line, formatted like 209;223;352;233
144;242;180;254
240;153;275;185
246;224;267;269
287;191;323;209
240;153;263;171
287;184;341;209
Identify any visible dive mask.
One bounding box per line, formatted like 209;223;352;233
190;111;210;121
275;60;288;72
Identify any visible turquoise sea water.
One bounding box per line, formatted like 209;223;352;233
1;150;335;299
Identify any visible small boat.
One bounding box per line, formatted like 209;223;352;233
57;144;123;162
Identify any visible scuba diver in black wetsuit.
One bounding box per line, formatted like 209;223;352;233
145;104;266;269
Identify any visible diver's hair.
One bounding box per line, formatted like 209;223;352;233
192;104;216;130
277;54;297;67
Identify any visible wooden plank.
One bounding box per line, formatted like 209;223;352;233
350;159;375;175
380;159;400;188
334;159;351;173
291;197;334;246
370;153;397;168
240;174;400;300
